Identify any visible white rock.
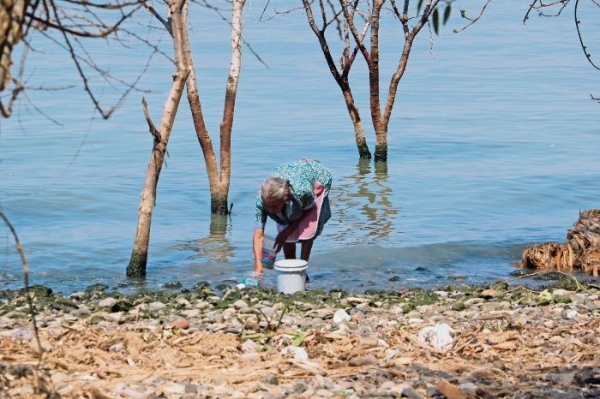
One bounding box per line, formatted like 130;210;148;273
195;301;212;310
564;309;578;319
240;339;258;353
232;299;248;310
282;346;309;361
109;342;125;352
98;297;118;308
148;302;166;312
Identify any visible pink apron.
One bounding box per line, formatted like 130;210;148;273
276;181;325;242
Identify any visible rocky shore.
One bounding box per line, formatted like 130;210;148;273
1;272;599;398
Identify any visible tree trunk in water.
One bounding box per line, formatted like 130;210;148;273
301;0;372;160
368;1;385;163
211;191;230;215
185;0;244;215
342;89;371;160
127;0;190;278
374;137;388;163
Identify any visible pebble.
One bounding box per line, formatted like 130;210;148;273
171;318;190;329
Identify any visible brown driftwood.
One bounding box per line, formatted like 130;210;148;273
518;209;600;276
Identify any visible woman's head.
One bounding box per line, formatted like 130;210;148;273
260;177;288;213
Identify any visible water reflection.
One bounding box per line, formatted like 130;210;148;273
177;214;236;263
330;159;400;245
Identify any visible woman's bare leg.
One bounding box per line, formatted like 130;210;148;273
283;243;296;259
300;239;314;261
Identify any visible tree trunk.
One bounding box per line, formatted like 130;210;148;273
341;84;371;159
0;0;27;117
186;0;245;215
368;1;386;162
127;0;190;278
301;0;446;164
0;0;25;91
302;0;372;160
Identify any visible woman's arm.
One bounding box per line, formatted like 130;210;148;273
253;228;265;275
274;207;312;251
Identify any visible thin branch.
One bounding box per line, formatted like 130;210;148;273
141;0;173;35
453;0;491;33
340;0;371;64
574;0;600;70
142;96;161;143
200;0;269;68
0;211;43;357
0;79;24;118
26;1;142;38
523;0;600;71
524;0;570;22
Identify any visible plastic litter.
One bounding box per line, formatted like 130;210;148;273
333;309;351;324
241;275;261;287
261;235;277;269
417;323;455;352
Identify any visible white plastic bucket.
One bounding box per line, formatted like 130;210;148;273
274;259;308;294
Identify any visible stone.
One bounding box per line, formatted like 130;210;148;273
171;318;190;329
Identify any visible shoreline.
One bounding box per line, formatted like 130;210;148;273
1;273;599;398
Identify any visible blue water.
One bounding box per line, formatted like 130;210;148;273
1;3;599;295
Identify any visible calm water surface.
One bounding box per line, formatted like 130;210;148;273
1;3;599;295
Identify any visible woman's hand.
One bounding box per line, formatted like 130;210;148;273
274;227;293;252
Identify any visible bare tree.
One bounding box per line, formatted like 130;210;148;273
127;0;245;277
187;0;245;215
126;0;189;278
0;0;147;119
1;0;246;277
301;0;451;162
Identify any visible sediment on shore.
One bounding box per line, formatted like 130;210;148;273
1;271;599;399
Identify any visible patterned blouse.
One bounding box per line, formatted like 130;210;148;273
254;159;332;230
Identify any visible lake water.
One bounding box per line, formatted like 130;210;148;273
1;3;599;295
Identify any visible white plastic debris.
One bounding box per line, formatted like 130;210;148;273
417;323;455;352
333;309;351;324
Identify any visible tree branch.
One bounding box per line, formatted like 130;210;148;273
454;0;491;33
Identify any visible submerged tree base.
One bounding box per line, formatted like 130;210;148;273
127;252;148;278
374;144;387;163
211;195;230;215
357;140;371;160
